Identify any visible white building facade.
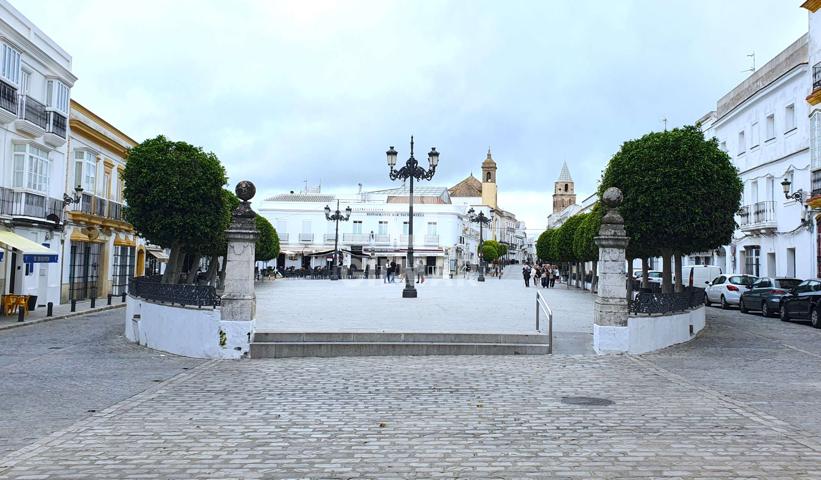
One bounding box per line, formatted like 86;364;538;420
704;33;813;279
0;0;76;306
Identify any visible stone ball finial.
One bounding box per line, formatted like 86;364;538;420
236;181;256;202
602;187;623;208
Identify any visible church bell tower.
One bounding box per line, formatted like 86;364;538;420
552;162;575;213
481;147;497;209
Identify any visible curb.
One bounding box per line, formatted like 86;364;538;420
0;303;126;332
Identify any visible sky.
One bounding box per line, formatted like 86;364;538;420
19;0;809;233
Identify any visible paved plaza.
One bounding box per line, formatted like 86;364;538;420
256;268;594;354
2;299;821;478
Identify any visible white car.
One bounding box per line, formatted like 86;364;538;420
704;274;757;309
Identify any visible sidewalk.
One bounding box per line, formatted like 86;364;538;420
0;297;126;331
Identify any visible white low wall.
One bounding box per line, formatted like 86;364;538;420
593;306;706;354
125;295;253;359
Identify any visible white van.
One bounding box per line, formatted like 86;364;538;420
681;265;723;288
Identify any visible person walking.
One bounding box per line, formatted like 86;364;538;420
388;260;396;283
416;259;425;284
551;265;558;288
522;264;531;287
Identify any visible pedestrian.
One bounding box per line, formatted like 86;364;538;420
416;259;425;284
551;266;558;287
388;260;396;283
522;264;531;287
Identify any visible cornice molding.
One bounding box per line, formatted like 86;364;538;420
802;0;821;12
69;120;129;158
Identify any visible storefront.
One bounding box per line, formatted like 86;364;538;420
0;229;60;307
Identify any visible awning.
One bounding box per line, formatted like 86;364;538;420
0;230;58;263
147;248;170;262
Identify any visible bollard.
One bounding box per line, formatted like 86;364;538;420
17;306;24;322
107;294;112;306
121;292;127;303
47;302;53;317
70;299;76;312
90;297;96;308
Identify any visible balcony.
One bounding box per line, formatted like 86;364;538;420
374;234;390;244
299;233;314;243
15;95;47;137
343;233;368;244
95;197;107;217
0;187;62;222
738;201;776;232
810;62;821;105
0;80;17;124
43;110;67;147
278;232;289;243
108;201;123;221
424;234;439;245
813;170;821;198
323;233;338;243
400;234;410;244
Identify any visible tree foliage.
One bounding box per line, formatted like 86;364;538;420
554;214;585;262
481;242;499;263
123;135;228;253
536;229;555;262
573;206;602;262
598;125;742;257
255;216;280;262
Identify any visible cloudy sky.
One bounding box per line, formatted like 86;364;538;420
20;0;808;232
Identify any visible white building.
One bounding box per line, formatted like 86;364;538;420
703;33;813;278
259;186;482;278
0;0;76;306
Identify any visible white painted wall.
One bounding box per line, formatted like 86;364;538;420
593;306;706;354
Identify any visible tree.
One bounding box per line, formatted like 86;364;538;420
481;243;499;263
122;135;228;283
536;229;555;262
555;215;585;263
573;206;602;292
255;216;280;262
598;125;742;293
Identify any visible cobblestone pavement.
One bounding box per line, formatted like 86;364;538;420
3;301;821;478
0;309;203;458
646;304;821;445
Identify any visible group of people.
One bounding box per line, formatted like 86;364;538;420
383;260;427;284
522;263;559;288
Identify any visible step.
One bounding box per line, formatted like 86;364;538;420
250;331;550;358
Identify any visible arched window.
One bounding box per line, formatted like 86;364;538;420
564;183;568;192
486;172;491;182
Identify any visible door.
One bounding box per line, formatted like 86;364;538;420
708;276;724;302
8;251;16;294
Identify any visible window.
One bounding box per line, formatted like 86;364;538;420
1;43;21;85
427;222;437;236
738;131;746;155
103;172;111;199
301;220;312;233
352;220;362;234
785;104;796;132
486;172;491;181
402;221;409;235
73;150;97;193
720;141;727;152
45;79;69;114
378;221;388;235
766;114;775;140
112;245;135;296
20;70;29;95
564;183;568;192
751;122;759;148
814;112;821;170
13;143;50;192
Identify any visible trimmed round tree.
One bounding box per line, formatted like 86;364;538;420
536;229;555;262
573;207;602;291
255;216;280;263
122;135;228;283
481;243;499;263
599;125;742;292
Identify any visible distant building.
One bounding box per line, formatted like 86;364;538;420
552;162;575;213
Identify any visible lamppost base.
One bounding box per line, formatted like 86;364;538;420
402;287;418;298
330;274;339;281
478;275;485;282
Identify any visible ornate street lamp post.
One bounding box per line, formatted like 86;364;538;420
324;200;352;281
386;136;439;298
467;207;493;282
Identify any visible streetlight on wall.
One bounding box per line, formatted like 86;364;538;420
386;136;439;298
467;207;493;282
324;200;352;280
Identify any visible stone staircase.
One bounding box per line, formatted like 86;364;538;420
250;331;550;358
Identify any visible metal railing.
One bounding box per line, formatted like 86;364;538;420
128;275;220;308
535;291;553;354
813;170;821;198
374;234;390;244
738;201;776;228
424;234;439;245
278;232;289;242
323;233;337;243
343;233;368;244
18;95;47;130
95;197;107;217
46;111;67;138
0;188;62;220
299;233;314;242
108;201;123;221
814;62;821;91
0;79;17;115
629;286;705;315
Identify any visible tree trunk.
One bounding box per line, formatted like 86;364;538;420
641;258;649;289
674;254;684;293
661;250;673;294
161;243;182;284
205;255;219;286
186;254;202;285
627;258;634;298
592;259;598;294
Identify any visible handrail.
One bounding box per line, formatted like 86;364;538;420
536;291;553;354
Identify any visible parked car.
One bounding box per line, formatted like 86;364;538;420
779;279;821;328
680;265;722;288
739;277;802;316
704;274;756;309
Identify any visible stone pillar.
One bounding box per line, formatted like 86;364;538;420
593;187;630;354
221;181;259;323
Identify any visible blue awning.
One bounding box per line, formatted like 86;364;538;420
24;253;58;263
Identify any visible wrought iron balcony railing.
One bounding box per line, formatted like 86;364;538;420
18;95;47;130
814;62;821;91
0;187;62;221
813;170;821;198
46;111;67;138
738;201;776;230
299;233;314;242
0;79;17;116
